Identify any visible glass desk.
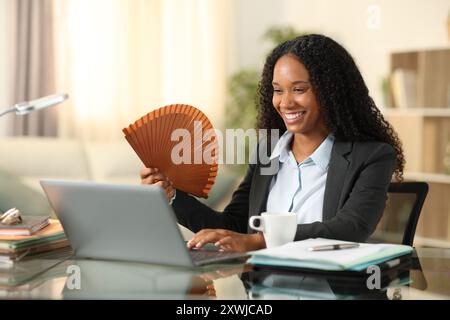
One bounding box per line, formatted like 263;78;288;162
0;247;449;300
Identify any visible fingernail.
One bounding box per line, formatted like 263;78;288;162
196;242;202;248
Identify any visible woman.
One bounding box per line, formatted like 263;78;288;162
140;34;404;252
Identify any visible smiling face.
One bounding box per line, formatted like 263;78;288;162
272;54;328;136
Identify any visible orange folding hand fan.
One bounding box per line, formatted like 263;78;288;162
123;104;218;198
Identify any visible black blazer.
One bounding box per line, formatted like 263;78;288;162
172;139;396;242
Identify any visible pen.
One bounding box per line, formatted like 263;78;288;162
308;243;360;251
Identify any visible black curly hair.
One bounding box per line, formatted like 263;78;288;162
257;34;404;181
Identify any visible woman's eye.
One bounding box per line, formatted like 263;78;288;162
273;89;282;94
294;87;307;93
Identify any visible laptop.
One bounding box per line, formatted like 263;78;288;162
40;179;248;267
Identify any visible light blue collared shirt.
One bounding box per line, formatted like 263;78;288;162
266;131;335;224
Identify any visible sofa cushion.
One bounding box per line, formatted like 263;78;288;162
83;141;142;183
0;137;90;179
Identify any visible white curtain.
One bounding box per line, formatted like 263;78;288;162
0;0;58;137
53;0;227;141
0;0;17;136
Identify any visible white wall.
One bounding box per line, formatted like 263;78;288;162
232;0;450;107
230;0;283;72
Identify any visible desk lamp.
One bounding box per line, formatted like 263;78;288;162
0;93;68;224
0;93;68;118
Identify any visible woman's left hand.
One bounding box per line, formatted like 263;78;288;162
187;229;266;252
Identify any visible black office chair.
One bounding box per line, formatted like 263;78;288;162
369;182;429;246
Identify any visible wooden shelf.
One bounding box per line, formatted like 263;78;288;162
414;236;450;249
389;49;450;109
383;108;450;117
386;48;450;244
384;114;450;174
390;46;450;54
404;172;450;184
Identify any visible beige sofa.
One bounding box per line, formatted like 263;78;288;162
0;137;142;192
0;137;239;239
0;137;194;237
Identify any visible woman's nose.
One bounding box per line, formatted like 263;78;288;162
279;92;294;108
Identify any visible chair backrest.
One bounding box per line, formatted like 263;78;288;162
369;182;429;246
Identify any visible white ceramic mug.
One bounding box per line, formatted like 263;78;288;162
249;212;297;248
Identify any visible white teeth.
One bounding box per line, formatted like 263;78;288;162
284;111;305;120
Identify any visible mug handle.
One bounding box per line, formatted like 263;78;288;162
249;216;264;232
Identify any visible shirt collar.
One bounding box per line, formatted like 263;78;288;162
270;131;335;171
309;134;334;171
270;131;293;162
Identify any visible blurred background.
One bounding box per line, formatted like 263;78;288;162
0;0;449;247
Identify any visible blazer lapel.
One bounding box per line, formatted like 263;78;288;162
249;135;279;218
322;140;352;221
249;159;277;218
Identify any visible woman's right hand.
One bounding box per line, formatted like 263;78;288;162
140;167;175;201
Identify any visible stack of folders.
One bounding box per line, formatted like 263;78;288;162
0;215;50;236
0;219;70;267
248;238;413;272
